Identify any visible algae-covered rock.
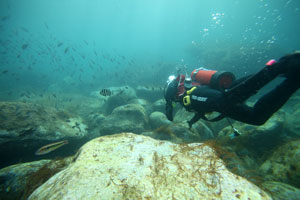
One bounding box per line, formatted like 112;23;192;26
286;109;300;137
129;98;152;115
173;108;224;139
102;86;137;114
218;111;286;154
149;111;171;129
261;181;300;200
259;140;300;187
99;104;148;134
0;160;51;199
0;157;73;200
152;99;165;113
143;119;209;144
29;133;271;200
0;102;88;143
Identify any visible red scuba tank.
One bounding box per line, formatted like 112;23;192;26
191;68;235;90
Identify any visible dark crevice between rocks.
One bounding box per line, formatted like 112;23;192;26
0;136;91;169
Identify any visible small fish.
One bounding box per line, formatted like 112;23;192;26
22;44;28;50
64;47;69;54
44;22;49;30
99;89;112;97
1;16;10;21
21;27;28;32
2;70;8;74
57;42;63;47
35;140;68;155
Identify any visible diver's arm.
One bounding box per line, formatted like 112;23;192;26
166;101;173;121
165;77;179;122
187;113;203;128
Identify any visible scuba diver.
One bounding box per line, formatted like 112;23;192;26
164;52;300;130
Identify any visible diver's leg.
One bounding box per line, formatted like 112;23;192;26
224;78;300;125
226;51;300;104
225;63;283;104
279;51;300;79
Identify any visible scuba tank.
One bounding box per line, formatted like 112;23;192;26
191;67;236;90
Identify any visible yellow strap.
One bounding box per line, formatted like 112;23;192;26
183;96;191;106
186;86;197;95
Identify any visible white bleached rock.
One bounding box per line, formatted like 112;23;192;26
29;133;271;200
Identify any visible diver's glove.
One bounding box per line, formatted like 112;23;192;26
229;128;242;139
187;120;193;129
187;113;203;129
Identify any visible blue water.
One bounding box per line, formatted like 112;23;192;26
1;0;299;97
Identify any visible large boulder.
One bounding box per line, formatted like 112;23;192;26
148;111;171;129
135;86;164;102
151;99;165;113
100;86;137;114
218;111;286;155
174;108;226;138
0;102;88;143
286;108;300;137
259;140;300;187
29;133;271;200
261;181;300;200
145;116;212;144
0;101;88;169
129;98;153;115
99;104;148;134
0;160;51;200
0;157;72;200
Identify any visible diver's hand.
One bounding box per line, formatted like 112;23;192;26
187;120;193;129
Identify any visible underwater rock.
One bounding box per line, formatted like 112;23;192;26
0;160;51;200
142;122;201;144
99;104;148;135
152;99;165;113
170;122;210;143
0;157;73;200
218;111;286;155
173;108;226;138
261;181;300;200
86;113;106;129
173;107;195;123
0;102;88;144
173;108;223;141
67;96;106;119
101;86;137;114
144;116;210;144
286;109;300;137
135;85;164;102
190;120;216;141
259;140;300;187
129;98;152;115
28;133;271;200
149;111;171;129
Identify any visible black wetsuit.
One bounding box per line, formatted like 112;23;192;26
165;52;300;126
